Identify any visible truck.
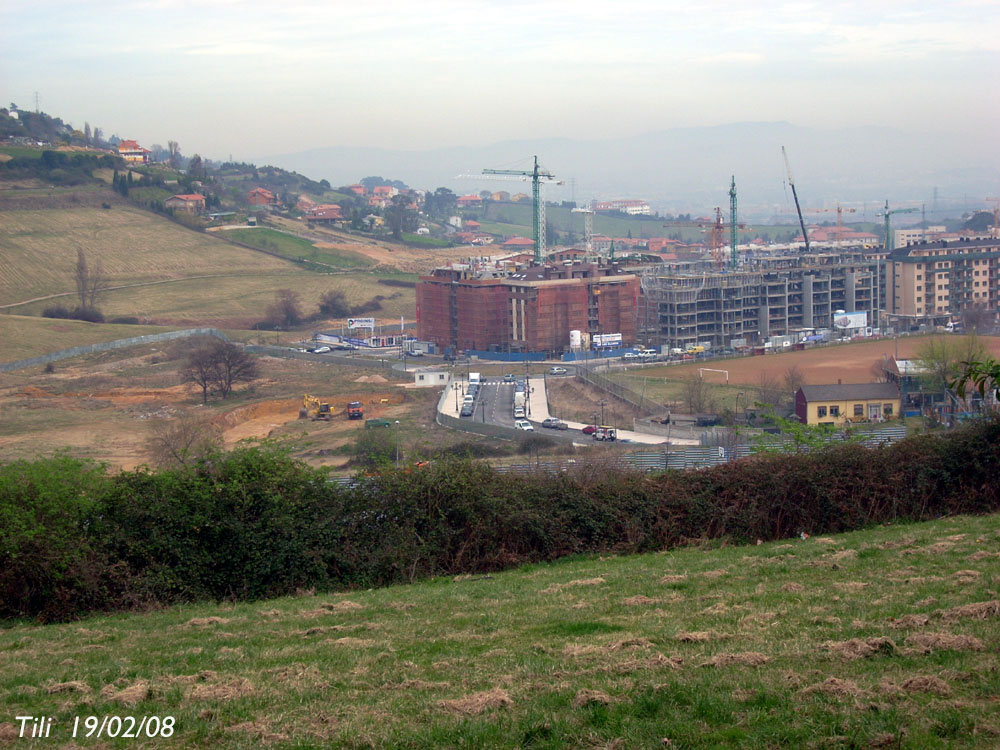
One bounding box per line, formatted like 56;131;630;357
468;372;481;386
347;401;364;420
593;426;617;442
513;391;526;409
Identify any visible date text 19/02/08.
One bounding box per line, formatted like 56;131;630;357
15;715;176;739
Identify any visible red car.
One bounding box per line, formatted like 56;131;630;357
582;424;598;435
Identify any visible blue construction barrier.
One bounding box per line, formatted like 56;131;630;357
464;350;546;362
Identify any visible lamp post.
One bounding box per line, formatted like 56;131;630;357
394;420;400;468
599;399;607;425
735;392;745;425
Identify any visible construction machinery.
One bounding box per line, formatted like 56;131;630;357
782;146;810;252
804;203;857;247
302;395;332;421
347;401;364;420
458;156;562;263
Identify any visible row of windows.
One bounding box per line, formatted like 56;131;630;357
816;403;895;418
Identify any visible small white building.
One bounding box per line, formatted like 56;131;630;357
413;369;449;387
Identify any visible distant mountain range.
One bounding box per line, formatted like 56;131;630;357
263;122;999;221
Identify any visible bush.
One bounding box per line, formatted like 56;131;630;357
42;304;71;319
0;457;113;621
109;316;140;325
2;420;999;622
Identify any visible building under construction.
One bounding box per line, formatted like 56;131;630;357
417;259;639;355
640;252;877;349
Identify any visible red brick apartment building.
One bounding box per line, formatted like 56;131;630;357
416;262;639;354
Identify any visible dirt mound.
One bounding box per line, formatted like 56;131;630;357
801;677;867;698
823;637;898;660
939;600;999;620
905;632;984;653
438;688;512;715
573;689;617;707
701;652;770;667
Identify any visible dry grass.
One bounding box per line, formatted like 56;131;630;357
438;688;512;715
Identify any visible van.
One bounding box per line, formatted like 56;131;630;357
468;372;481;386
686;345;705;354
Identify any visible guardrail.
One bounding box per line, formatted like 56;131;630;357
244;345;395;371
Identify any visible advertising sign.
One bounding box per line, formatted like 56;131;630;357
347;317;376;329
833;312;868;330
592;333;623;348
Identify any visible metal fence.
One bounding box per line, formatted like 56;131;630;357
245;345;395;371
0;327;229;373
573;368;662;414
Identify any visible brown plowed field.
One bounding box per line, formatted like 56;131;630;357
642;336;1000;386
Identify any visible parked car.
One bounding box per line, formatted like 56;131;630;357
514;420;534;431
503;373;515;383
542;418;568;430
460;404;474;417
549;366;568;375
581;424;598;435
623;352;639;360
309;345;332;354
513;406;526;419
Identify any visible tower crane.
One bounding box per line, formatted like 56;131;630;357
782;146;810;253
804;203;858;247
875;201;920;328
466;156;562;263
571;207;595;254
663;197;745;270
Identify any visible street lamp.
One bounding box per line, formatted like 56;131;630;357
394;420;401;468
600;399;607;425
735;392;745;424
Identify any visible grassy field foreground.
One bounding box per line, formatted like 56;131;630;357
1;514;998;748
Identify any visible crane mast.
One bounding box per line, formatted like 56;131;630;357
782;146;810;253
482;155;558;263
729;176;738;270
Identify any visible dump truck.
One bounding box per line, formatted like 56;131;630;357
347;401;364;420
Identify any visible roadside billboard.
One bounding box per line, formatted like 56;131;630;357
347;317;376;329
833;312;868;330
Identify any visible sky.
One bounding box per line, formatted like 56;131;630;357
2;0;998;164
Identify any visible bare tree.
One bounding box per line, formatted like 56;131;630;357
783;365;805;396
181;338;259;403
210;340;259;399
318;289;350;317
147;414;223;467
681;373;716;414
74;248;107;311
167;140;181;169
754;371;785;412
265;289;303;329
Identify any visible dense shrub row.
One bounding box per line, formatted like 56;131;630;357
3;419;999;622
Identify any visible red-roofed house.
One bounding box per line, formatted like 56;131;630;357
248;187;278;206
457;194;483;208
550;248;588;262
164;193;205;213
117;139;150;164
347;184;366;196
305;205;345;226
502;236;535;248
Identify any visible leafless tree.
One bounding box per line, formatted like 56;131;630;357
755;371;785;411
181;338;259;403
74;248;107;311
783;365;805;396
265;289;303;329
147;414;222;467
681;373;716;414
961;303;994;334
167;140;181;169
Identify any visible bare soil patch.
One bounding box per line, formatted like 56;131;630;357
801;677;867;698
545;378;646;424
905;632;984;653
823;637;898;660
939;600;1000;620
701;652;770;667
573;689;617;707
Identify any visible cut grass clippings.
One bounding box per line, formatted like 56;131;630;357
0;513;998;748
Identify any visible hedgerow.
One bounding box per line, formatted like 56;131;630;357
2;419;999;622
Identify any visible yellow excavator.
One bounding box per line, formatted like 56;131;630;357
301;395;332;421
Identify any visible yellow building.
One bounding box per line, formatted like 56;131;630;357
795;384;900;426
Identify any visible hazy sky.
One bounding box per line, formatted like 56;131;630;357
2;0;998;162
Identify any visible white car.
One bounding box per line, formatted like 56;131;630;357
310;345;332;354
514;420;534;431
549;366;568;375
623;352;639;360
